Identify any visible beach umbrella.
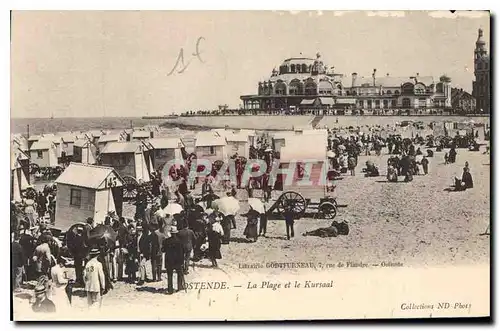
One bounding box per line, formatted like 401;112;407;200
154;208;167;218
88;225;118;249
327;150;336;158
163;203;183;215
213;196;240;216
247;198;265;214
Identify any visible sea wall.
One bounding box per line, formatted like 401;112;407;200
161;115;490;131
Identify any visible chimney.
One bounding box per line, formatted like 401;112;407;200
351;72;358;87
372;69;377;86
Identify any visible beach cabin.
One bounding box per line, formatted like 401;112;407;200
86;130;105;145
27;135;41;150
99;141;153;183
29;140;58;168
273;133;328;199
73;138;98;164
97;133;125;151
11;148;30;202
54;163;124;231
132;130;153;141
194;132;228;163
224;132;250;159
60;134;78;157
148;137;185;171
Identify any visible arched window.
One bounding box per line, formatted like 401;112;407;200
402;98;411;107
386;90;392;95
289;79;303;95
352;90;357;96
304;81;317;96
274;82;287;95
383;100;389;108
414;83;426;95
394;90;400;95
318;81;333;95
302;64;307;73
402;83;414;95
290;64;296;73
436;83;444;93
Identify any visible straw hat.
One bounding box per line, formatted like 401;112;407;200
34;284;46;295
89;248;100;257
170;226;179;234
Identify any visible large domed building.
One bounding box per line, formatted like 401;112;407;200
240;53;452;114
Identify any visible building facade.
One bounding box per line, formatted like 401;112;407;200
452;88;477;114
472;28;490;113
240;53;452;113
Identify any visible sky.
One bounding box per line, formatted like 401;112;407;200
11;10;490;118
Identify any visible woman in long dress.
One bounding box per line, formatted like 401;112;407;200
207;213;224;267
50;256;70;312
243;208;259;243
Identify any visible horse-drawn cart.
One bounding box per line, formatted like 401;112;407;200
265;131;340;220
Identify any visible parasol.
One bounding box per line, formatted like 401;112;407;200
163;203;183;216
326;150;336;158
247;198;265;214
213;196;240;216
87;224;118;249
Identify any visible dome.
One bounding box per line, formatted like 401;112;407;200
281;57;315;67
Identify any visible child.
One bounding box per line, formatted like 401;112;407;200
421;156;429;175
444;153;449;165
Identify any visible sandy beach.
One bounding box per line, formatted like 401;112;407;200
13;138;490;319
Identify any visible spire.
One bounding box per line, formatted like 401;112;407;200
476;27;486;52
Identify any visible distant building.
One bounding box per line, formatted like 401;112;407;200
240;53;452;114
451;88;476;114
472;28;490;114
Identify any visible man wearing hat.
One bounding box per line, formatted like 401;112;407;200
31;284;56;313
84;248;106;308
163;226;185;294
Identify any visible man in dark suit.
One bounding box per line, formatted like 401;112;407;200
12;233;25;292
178;224;195;275
163;227;185;294
137;226;151;286
150;221;166;282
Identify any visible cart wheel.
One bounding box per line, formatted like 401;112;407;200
319;201;337;219
277;191;306;218
122;176;139;200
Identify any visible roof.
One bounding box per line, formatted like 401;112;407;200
30;140;55;150
61;135;77;143
225;132;248;143
279;134;327;163
100;141;146;154
55;163;124;189
88;130;103;137
98;134;122;143
342;75;436;88
148;138;184;149
73;138;92;148
300;99;316;105
319;97;335;105
28;135;41;141
132;131;151;138
195;132;227;147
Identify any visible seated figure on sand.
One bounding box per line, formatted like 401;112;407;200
363;161;379;177
387;165;398;182
454;164;474;191
303;220;349;238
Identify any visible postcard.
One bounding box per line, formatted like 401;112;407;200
10;10;490;321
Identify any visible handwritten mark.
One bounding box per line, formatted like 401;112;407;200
167;37;205;76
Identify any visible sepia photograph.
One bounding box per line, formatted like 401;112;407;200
10;10;491;321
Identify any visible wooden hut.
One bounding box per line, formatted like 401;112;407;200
148;137;185;171
273;133;328;198
11;147;30;202
73;138;98;164
54;163;124;231
99;141;153;183
97;133;125;151
132;130;153;141
29;140;58;168
194;132;228;163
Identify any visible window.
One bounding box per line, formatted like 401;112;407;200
386;90;392;95
367;100;372;109
375;100;380;108
209;146;216;155
37;151;43;159
394;90;400;95
391;100;397;108
383;100;389;108
70;189;82;207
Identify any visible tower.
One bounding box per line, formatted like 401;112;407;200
472;28;490;113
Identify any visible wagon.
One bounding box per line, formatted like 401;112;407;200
264;130;341;220
99;141;154;200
